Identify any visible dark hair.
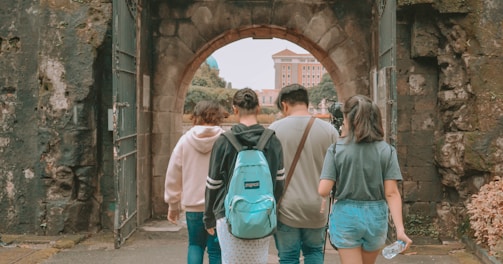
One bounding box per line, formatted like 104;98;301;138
275;83;309;111
342;94;384;143
190;100;229;126
233;88;259;115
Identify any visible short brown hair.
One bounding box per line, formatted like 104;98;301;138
191;100;229;126
275;83;309;111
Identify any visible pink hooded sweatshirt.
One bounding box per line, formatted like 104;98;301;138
164;125;225;212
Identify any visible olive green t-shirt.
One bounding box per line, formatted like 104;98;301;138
269;116;339;228
320;139;402;201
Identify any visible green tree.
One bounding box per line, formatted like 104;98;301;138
184;87;212;113
308;73;337;107
184;86;236;113
191;62;226;88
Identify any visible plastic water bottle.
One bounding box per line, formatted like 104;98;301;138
382;240;406;259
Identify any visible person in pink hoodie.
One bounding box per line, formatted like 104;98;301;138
164;100;228;264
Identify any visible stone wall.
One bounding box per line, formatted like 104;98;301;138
0;0;112;234
397;0;503;238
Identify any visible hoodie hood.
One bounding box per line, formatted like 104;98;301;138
186;125;225;153
231;123;265;148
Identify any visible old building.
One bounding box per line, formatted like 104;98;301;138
272;48;327;89
0;0;501;250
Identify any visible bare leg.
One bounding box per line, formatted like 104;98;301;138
362;249;380;264
338;247;363;264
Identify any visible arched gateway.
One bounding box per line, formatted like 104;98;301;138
141;0;391;248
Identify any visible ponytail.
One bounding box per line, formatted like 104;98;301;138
343;95;384;143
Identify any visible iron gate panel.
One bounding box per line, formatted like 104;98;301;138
378;0;397;147
378;0;398;244
112;0;138;249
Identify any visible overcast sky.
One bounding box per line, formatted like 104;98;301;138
210;38;308;90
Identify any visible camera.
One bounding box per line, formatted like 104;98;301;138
327;100;343;134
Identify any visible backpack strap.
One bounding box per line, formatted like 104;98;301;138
222;131;243;151
256;129;274;151
223;129;274;151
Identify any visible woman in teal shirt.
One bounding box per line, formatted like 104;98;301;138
318;94;412;264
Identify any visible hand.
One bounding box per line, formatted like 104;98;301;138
397;231;413;251
167;210;180;225
207;228;215;236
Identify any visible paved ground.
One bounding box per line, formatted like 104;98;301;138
0;219;499;264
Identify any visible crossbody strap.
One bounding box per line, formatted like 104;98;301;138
277;116;316;208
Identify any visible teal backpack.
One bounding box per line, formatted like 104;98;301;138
222;129;277;239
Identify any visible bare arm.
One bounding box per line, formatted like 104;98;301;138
318;179;335;197
384;180;412;250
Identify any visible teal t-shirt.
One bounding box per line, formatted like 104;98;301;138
320;139;402;201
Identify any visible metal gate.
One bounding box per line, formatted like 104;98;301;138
112;0;138;249
377;0;398;243
377;0;397;147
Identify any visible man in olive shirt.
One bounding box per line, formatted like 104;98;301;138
269;84;338;263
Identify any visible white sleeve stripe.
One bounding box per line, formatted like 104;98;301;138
206;176;222;185
206;182;222;189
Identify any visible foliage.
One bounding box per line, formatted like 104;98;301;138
404;214;439;238
260;106;279;115
184;86;236;114
308;73;337;107
191;62;226;88
466;176;503;255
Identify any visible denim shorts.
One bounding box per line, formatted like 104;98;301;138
329;199;388;251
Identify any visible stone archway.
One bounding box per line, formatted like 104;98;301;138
150;0;376;215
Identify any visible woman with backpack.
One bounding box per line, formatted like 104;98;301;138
164;100;228;264
204;88;285;264
318;94;412;264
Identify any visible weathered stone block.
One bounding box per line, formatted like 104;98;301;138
411;112;435;131
272;3;311;31
178;22;207;52
408;144;435;167
404;201;438;217
414;93;437;111
61;129;96;166
152;111;181;134
75;166;95;201
152;153;170;177
151;133;171;156
411;16;439;58
45;202;66;235
407;165;440;182
403;180;419;201
435;0;469;14
64;200;95;233
408;130;435;146
398;0;434;7
418;180;443;201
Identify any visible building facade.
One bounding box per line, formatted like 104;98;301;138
272;49;327;89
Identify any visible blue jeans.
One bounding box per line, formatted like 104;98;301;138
186;212;221;264
273;221;326;264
